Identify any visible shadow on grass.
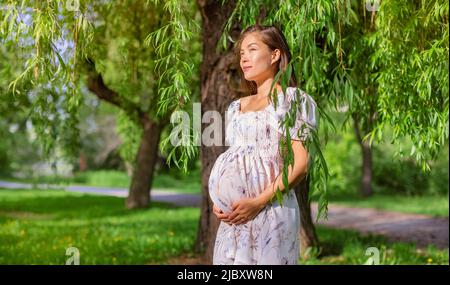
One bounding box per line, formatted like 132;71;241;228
316;226;389;258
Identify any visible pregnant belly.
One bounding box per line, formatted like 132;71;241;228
208;153;248;213
208;151;275;213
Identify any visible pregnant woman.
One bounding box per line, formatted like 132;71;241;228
208;25;318;265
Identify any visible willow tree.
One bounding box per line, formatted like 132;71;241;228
0;0;200;208
0;40;36;175
195;0;335;261
334;0;449;197
193;0;448;262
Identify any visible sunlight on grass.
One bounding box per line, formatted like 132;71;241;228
1;188;448;265
0;188;199;264
301;227;449;265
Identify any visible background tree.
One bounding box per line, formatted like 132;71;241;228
337;0;449;197
0;0;201;208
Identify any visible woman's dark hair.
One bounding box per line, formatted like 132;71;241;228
234;24;297;95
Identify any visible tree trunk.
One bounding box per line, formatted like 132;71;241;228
195;0;239;263
126;114;162;209
294;174;319;260
353;117;373;197
86;65;165;209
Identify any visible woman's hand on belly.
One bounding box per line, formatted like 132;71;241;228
213;204;231;225
227;197;266;225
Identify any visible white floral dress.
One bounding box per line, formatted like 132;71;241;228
208;86;318;265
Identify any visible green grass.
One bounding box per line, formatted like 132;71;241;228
0;188;448;265
1;169;201;194
0;188;199;264
301;226;449;265
324;193;449;217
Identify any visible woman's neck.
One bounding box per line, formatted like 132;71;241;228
254;78;281;99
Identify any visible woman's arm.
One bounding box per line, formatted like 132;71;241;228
226;140;309;225
256;139;309;208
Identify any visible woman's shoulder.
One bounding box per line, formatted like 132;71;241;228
283;86;316;105
272;87;317;122
227;98;241;112
225;99;241;121
273;86;312;109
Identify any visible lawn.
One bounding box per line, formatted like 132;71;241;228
301;226;448;265
0;188;448;265
0;188;199;264
324;193;449;217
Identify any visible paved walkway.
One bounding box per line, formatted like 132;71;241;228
310;203;449;249
0;181;200;207
0;180;448;249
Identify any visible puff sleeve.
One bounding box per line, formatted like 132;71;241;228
224;99;239;146
276;87;318;142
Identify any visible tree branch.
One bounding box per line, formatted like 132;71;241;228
85;58;144;120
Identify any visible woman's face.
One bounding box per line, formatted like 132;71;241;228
239;33;280;83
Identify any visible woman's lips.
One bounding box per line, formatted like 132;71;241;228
243;66;252;72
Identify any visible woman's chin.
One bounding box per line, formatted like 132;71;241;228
243;74;255;81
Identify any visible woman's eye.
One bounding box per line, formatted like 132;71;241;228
241;48;256;55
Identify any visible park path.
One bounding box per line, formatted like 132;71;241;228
0;180;200;207
0;180;448;249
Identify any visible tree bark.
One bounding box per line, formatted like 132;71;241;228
195;0;239;263
294;174;319;259
353;117;373;197
126;114;163;208
86;61;164;208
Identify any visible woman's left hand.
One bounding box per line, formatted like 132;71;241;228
226;197;265;225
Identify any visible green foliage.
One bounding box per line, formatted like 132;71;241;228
372;148;450;197
145;0;201;116
0;139;10;175
322;111;449;199
373;154;430;196
116;111;142;165
1;0;201;168
370;0;449;171
321;123;361;195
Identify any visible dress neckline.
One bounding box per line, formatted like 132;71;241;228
238;87;288;115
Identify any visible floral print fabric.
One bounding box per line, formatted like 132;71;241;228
208;87;317;265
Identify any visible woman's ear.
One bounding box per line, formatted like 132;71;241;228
271;49;281;65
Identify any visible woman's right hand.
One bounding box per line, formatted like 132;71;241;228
213;204;230;224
